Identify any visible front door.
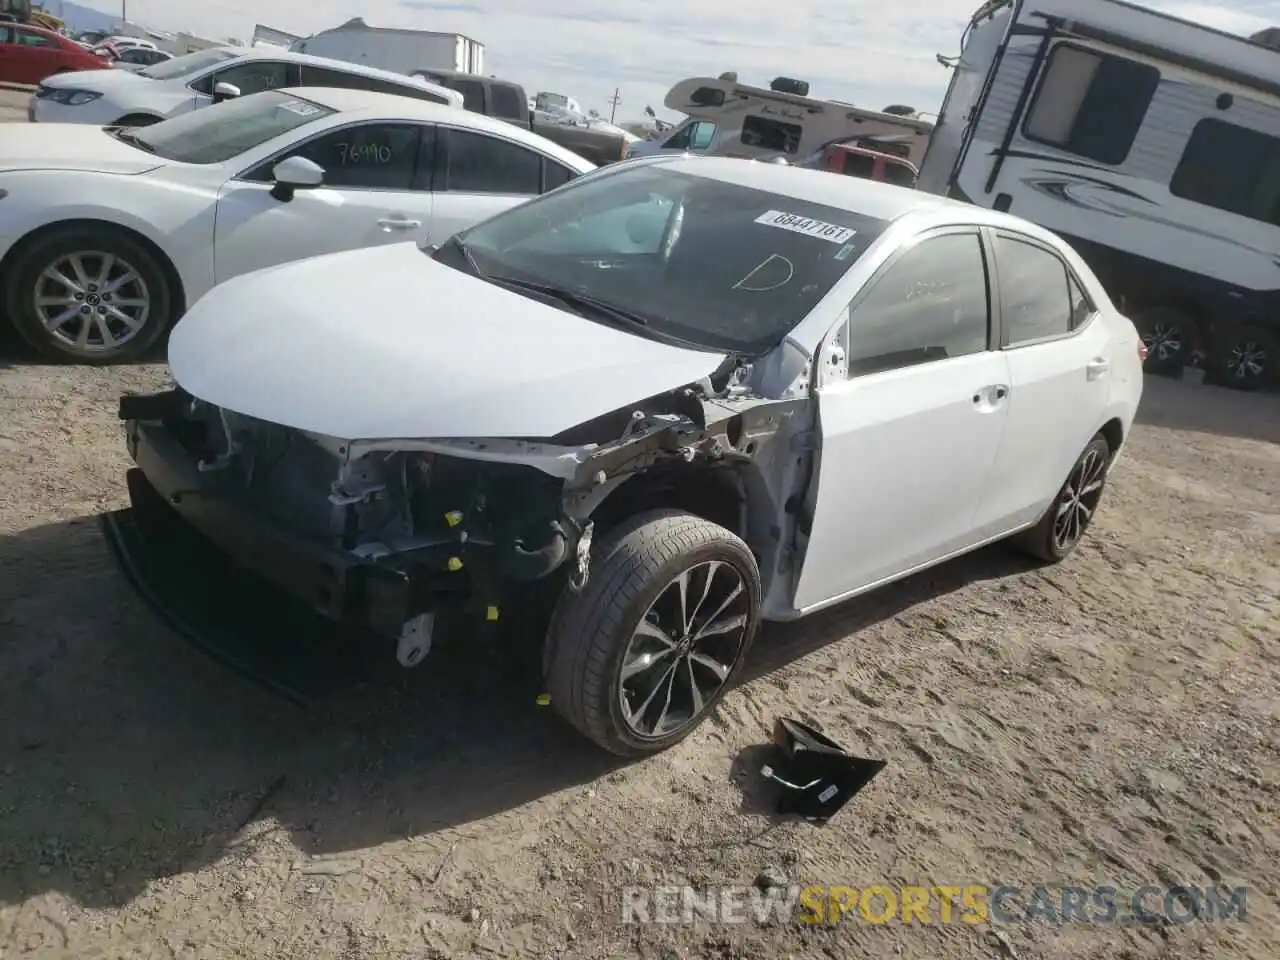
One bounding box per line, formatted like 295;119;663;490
213;121;435;283
971;231;1114;537
793;229;1010;611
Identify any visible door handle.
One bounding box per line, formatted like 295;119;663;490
377;217;422;231
972;384;1009;407
1086;357;1110;380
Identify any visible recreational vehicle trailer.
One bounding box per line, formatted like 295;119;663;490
917;0;1280;390
627;74;935;165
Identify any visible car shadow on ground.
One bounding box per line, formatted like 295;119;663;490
0;513;1033;910
1135;374;1280;445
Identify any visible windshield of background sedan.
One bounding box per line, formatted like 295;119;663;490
450;165;889;355
136;47;239;80
118;91;335;164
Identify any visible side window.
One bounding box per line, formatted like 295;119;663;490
663;123;693;149
542;159;575;192
262;123;424;190
847;232;991;376
741;115;802;154
490;83;526;120
201;60;296;96
883;161;918;187
17;28;55;47
1068;274;1093;329
448;78;486;113
1023;44;1159;165
842;151;875;178
995;235;1074;346
1170;117;1280;226
0;27;14;45
689;120;716;150
441;128;541;194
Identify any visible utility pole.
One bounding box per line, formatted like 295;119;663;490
608;87;621;124
122;0;127;24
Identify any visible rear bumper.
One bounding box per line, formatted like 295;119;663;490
124;418;417;636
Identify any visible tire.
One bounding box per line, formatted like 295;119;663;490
1013;433;1111;563
1132;305;1202;377
1206;324;1277;392
4;224;175;363
543;509;762;757
113;113;162;127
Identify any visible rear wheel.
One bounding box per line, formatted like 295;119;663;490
543;510;762;757
4;225;175;363
1133;305;1202;377
1013;433;1111;563
1206;324;1276;392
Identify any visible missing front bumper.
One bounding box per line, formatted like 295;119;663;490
99;502;377;704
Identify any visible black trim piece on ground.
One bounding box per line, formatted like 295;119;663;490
100;505;378;705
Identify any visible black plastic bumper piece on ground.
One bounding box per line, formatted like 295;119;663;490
100;505;379;705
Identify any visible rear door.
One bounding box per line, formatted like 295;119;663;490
970;231;1114;537
792;228;1011;610
213;120;435;282
426;126;571;243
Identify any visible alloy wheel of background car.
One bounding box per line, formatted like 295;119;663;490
1213;326;1275;392
1134;306;1200;377
618;559;751;739
543;509;762;757
1012;432;1111;564
5;225;175;363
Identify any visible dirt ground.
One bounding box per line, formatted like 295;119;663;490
0;343;1275;960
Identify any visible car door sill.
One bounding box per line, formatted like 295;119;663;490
768;518;1040;622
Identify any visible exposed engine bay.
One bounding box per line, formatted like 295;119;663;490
118;355;812;664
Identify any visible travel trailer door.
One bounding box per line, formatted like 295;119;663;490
915;1;1015;196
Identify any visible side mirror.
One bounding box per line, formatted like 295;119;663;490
269;155;324;202
211;81;241;104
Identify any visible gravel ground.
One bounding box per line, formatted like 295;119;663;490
0;87;31;124
0;349;1276;960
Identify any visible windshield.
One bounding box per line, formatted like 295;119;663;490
118;90;334;164
449;165;888;354
137;47;238;80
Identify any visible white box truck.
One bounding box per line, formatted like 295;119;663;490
289;17;484;76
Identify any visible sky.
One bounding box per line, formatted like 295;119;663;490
68;0;1280;122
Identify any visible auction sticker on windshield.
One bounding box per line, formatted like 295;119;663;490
755;210;856;245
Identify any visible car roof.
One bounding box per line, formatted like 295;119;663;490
273;86;598;172
659;155;1068;245
204;45;461;92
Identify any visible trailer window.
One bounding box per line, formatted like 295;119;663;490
1023;44;1158;165
1170;117;1280;226
741;114;803;155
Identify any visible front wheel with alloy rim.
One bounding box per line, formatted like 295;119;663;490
543;510;762;757
1013;433;1111;563
4;225;175;363
1208;325;1276;392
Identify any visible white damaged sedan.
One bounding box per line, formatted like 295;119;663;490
115;155;1144;756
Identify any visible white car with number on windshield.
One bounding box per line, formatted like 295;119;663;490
113;155;1144;757
0;87;594;362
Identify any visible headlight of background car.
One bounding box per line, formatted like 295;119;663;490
48;90;103;106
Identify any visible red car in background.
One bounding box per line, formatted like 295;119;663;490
0;21;109;85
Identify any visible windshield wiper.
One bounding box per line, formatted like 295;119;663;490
486;275;650;328
443;234;486;278
111;128;157;154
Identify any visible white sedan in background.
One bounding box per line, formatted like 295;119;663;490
116;157;1144;756
0;87;595;362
